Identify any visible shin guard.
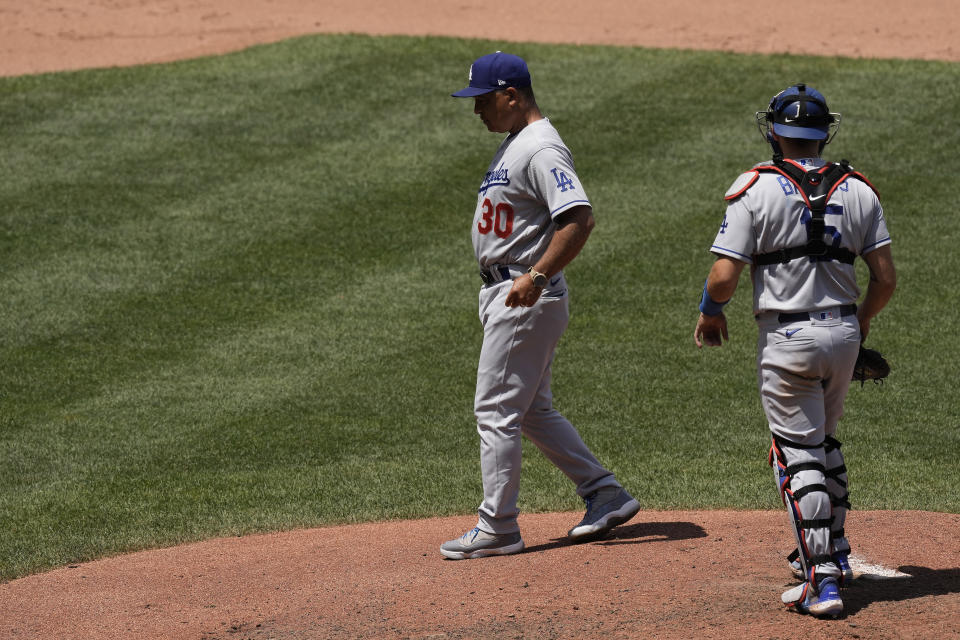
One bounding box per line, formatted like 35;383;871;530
769;436;837;597
825;436;853;582
824;436;851;554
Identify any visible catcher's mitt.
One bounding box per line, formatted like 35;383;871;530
852;345;890;386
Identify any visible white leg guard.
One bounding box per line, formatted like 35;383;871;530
824;436;854;583
824;436;851;554
769;436;840;596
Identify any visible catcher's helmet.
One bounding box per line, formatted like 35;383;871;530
756;84;841;144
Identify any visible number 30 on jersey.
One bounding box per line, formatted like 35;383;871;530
478;198;514;239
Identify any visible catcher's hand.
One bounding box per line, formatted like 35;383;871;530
852;345;890;386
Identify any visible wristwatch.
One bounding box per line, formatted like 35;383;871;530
528;267;548;288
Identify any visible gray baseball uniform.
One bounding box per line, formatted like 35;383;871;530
473;118;618;535
712;156;891;578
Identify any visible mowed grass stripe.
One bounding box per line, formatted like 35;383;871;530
0;34;957;579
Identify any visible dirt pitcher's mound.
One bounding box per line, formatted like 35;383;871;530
2;510;958;639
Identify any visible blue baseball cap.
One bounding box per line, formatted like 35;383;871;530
451;52;531;98
767;84;836;140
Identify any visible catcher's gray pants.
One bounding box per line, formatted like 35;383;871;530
474;273;617;535
757;311;860;578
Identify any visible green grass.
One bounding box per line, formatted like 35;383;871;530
1;34;958;580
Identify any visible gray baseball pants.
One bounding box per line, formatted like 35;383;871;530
474;273;617;535
757;310;860;577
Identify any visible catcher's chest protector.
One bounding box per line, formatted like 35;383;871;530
727;159;879;266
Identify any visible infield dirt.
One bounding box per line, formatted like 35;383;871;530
1;2;958;638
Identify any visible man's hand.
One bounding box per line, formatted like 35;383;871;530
694;312;729;348
505;274;543;308
694;256;744;348
503;205;594;309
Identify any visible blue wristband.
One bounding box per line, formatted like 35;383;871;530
699;280;729;316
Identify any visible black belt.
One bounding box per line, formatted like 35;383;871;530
777;304;857;324
479;265;521;285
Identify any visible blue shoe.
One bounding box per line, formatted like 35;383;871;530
834;551;854;584
568;487;641;542
790;550;854;583
440;527;524;560
782;577;843;618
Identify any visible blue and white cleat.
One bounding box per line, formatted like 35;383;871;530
782;577;844;618
568;487;641;542
833;551;854;584
789;550;854;584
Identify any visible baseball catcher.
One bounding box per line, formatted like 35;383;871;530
694;83;897;617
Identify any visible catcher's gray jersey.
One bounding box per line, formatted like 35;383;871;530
712;158;891;313
472;118;589;268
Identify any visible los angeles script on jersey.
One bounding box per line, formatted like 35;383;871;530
479;163;509;195
478;163;576;195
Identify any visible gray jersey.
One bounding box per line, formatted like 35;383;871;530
711;158;891;313
472;118;590;268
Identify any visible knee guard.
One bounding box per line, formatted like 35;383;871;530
769;436;838;588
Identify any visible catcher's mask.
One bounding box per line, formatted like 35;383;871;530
756;83;841;151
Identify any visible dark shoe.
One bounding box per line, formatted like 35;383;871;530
568;487;641;542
